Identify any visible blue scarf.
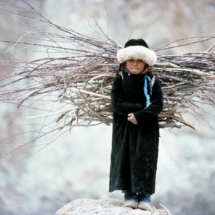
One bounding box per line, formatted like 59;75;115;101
144;75;152;108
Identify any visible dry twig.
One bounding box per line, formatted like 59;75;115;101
0;1;215;146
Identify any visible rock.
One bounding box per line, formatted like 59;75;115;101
55;198;170;215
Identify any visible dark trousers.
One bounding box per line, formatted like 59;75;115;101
122;189;151;202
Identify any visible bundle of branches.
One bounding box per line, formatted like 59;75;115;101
154;44;215;129
1;1;215;141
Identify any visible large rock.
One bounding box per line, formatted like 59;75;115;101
55;198;170;215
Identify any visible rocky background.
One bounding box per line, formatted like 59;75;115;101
0;0;215;215
55;198;169;215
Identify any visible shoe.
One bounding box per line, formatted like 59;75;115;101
123;189;138;209
124;199;138;209
137;194;151;211
137;201;151;210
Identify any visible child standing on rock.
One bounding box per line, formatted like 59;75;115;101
109;39;163;210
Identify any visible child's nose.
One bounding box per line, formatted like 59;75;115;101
133;60;138;65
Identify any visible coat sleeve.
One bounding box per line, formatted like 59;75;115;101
134;78;163;125
111;75;145;116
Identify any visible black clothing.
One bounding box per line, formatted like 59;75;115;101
109;70;163;194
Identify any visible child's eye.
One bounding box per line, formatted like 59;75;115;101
128;59;134;62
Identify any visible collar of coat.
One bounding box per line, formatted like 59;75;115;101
118;69;155;88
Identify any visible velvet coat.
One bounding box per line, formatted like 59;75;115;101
109;69;163;195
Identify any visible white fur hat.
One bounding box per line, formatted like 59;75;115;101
117;45;157;66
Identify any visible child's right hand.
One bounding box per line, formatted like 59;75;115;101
127;113;138;125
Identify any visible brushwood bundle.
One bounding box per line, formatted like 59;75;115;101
1;35;215;131
0;2;215;138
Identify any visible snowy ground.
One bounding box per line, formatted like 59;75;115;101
1;116;215;215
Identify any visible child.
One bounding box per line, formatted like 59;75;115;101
109;39;163;210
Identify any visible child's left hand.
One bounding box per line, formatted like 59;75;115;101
128;113;138;125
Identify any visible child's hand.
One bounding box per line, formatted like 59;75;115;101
128;113;138;125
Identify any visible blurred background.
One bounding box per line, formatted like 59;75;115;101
0;0;215;214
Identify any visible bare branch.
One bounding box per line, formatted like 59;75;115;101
1;0;215;153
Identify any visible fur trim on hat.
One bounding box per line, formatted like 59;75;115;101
117;45;157;66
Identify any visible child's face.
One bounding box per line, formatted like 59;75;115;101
126;59;146;74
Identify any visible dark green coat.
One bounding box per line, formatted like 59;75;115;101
109;69;163;195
